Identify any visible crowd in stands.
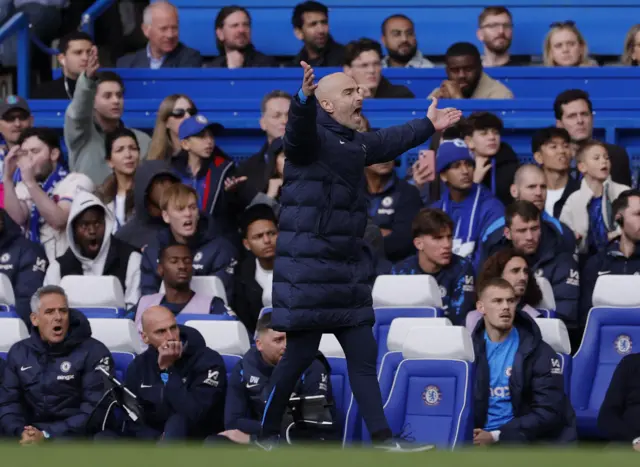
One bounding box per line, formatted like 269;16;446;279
0;0;639;451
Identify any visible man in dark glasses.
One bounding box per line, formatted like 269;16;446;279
0;95;33;180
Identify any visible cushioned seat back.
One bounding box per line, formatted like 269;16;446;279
160;276;228;305
535;276;556;312
372;275;443;308
61;276;125;308
185;320;250;356
222;354;242;380
535;318;572;397
0;317;28;352
89;318;142;354
175;313;236;325
0;274;15;306
111;352;135;382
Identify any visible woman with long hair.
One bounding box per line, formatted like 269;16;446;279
466;247;543;331
543;21;598;67
147;94;198;161
621;24;640;66
95;128;139;231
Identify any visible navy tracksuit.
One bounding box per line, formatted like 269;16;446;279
264;91;437;441
225;348;337;439
390;254;476;325
124;325;226;440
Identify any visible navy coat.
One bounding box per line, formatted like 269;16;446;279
116;42;202;68
272;92;436;331
0;310;112;438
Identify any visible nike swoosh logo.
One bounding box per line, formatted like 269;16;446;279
339;140;345;145
140;384;153;388
246;383;260;388
598;271;611;276
20;366;31;371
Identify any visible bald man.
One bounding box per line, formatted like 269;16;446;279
122;306;226;441
261;62;461;450
478;164;576;264
116;1;202;68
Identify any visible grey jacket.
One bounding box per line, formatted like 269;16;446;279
64;72;151;185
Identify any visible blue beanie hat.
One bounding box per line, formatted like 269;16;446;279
435;139;475;174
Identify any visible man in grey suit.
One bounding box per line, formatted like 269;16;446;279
116;1;202;69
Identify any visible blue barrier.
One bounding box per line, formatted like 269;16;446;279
89;67;640;100
80;0;116;38
0;13;29;97
172;0;640;57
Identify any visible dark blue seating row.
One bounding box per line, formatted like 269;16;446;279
87;68;640;100
172;0;640;57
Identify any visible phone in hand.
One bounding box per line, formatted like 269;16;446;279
416;149;436;182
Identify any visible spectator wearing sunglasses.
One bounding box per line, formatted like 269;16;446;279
543;21;598;67
0;96;34;181
147;94;198;162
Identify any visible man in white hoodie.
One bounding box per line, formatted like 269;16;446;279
44;191;142;309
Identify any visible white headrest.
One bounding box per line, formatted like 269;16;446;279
534;318;571;354
184;320;250;356
0;274;15;305
535;276;556;311
372;275;443;308
387;318;452;352
593;275;640;307
61;276;125;308
89;318;142;354
0;317;28;351
319;334;344;358
402;326;474;362
160;276;228;305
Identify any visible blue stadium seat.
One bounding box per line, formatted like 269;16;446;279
0;351;6;359
175;313;237;325
0;307;18;317
382;326;475;449
76;307;125;319
111;352;135;382
534;318;572;398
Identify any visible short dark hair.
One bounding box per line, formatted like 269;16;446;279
96;71;125;93
240;204;278;238
260;90;292;114
256;309;273;334
461;111;503;137
553;89;593;120
477;276;514;299
105;128;139;160
445;42;481;62
18;127;60;150
381;14;413;35
505;200;541;228
531;127;570;154
292;1;328;29
58;31;93;54
478;6;512;26
159;242;191;262
411;208;454;239
613;189;640;220
344;38;383;66
214;6;251;54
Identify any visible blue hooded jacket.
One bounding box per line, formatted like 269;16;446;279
430;183;504;267
0;310;112;438
391;254;476;325
124;325;226;439
472;312;577;443
272;91;436;331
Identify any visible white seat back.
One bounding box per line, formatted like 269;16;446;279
185;320;250;356
0;274;15;305
387;317;452;352
593;275;640;307
534;318;571;354
319;334;344;358
89;318;142;354
61;275;125;308
402;326;475;362
535;276;556;311
372;275;443;308
0;317;28;351
160;276;228;305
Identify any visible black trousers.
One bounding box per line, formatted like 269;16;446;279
261;324;392;441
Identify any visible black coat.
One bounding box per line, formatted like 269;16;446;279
233;254;266;335
116;42;202;68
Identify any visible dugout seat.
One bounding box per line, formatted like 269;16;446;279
0;317;28;353
535;318;572;398
571;275;640;438
88;318;142;381
61;276;126;318
0;274;15;309
160;275;228;305
535;276;557;318
318;333;352;442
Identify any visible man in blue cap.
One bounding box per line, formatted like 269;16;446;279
430;139;504;267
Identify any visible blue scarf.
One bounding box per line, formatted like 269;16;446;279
28;163;68;243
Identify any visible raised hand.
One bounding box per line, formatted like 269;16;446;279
300;61;318;97
86;46;100;79
223;176;248;192
426;97;463;132
2;145;21;181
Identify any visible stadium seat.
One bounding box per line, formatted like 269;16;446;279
379;326;475;449
88;318;143;355
318;334;352;443
160;275;228;305
535;276;556;318
175;313;237;325
184;320;251;377
60;276;126;317
534;318;572;397
571;275;640;437
0;274;15;307
0;317;28;352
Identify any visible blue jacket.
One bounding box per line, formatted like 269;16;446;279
124;325;226;439
430;184;504;267
472;312;577;443
140;216;237;299
225;347;336;436
272;92;436;331
365;173;423;262
580;242;640;326
479;211;577;266
390;254;476;325
0;310;112;438
0;210;48;323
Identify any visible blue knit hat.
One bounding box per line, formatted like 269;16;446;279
436;139;475;174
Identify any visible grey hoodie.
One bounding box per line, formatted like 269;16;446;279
64;72;151;185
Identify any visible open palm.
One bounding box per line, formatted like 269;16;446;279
426;97;463;131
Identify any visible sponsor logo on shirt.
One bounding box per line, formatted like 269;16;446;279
462;275;475;293
489;386;511;398
203;369;220;387
565;269;579;287
550;357;563;375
